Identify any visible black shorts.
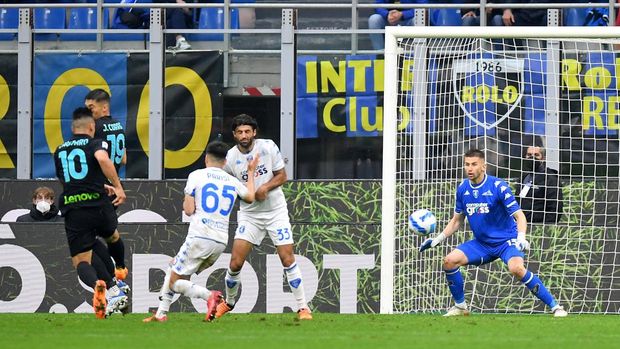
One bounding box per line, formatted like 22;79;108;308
64;203;118;257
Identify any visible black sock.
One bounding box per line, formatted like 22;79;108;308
93;239;115;276
76;261;99;289
91;253;115;289
107;238;126;269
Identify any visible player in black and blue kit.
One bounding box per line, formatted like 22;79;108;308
54;107;129;318
85;89;130;288
420;149;567;317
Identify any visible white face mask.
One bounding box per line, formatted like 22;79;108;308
36;200;51;214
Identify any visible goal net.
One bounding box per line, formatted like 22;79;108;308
381;26;620;314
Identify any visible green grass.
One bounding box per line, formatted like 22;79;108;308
1;313;619;349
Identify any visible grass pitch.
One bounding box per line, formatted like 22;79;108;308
1;313;618;349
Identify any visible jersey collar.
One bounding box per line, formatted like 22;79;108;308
469;174;487;189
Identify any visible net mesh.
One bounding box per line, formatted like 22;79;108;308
390;37;620;314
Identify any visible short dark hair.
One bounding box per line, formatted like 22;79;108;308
206;141;230;161
464;148;485;160
85;88;110;103
524;145;546;158
231;114;258;132
72;107;93;120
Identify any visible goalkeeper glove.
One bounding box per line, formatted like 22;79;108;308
419;232;447;252
515;231;530;251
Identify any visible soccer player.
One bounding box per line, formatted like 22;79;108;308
143;141;259;322
419;149;568;317
215;114;313;320
54;107;129;319
85;89;130;287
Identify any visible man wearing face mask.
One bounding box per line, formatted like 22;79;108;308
16;187;62;222
517;146;563;224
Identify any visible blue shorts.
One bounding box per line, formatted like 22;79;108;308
456;239;524;266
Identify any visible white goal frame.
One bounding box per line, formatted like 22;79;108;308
380;26;620;314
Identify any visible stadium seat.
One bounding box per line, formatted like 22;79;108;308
34;8;66;41
564;8;590;26
191;7;239;41
0;8;18;41
429;9;462;26
62;8;110;41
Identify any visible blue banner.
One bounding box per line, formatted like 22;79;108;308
33;53;128;178
296;55;386;139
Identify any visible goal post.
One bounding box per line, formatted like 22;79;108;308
381;26;620;314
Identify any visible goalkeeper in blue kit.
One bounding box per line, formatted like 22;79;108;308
419;149;567;317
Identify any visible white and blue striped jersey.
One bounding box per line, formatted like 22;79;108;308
454;174;521;245
184;167;249;244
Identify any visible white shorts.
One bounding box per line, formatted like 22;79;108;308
234;208;294;246
170;236;226;276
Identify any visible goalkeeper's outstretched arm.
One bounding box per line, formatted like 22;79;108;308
419;213;464;252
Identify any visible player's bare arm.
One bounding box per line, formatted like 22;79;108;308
242;154;260;203
513;209;530;251
255;167;287;201
95;149;126;206
513;209;527;235
441;212;465;238
183;194;195;216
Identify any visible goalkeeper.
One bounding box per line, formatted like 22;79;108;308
419;149;567;317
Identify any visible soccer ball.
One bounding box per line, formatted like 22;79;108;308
408;209;437;236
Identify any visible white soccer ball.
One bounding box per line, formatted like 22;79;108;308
408;209;437;236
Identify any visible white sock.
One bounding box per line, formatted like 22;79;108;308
225;269;241;306
171;279;211;300
284;262;307;310
106;285;121;298
455;301;467;309
155;268;174;318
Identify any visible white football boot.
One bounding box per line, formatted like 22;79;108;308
443;304;470;317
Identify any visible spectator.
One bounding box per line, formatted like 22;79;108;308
16;186;62;222
368;0;427;51
461;1;503;26
517;146;563;224
117;0;150;29
155;0;193;50
497;0;547;27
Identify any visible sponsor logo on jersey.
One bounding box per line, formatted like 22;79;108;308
241;164;268;181
63;192;101;205
466;202;490;215
464;190;470;196
482;190;493;196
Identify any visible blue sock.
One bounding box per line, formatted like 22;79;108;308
521;270;557;309
444;267;465;304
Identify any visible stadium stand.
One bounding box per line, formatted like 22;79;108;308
0;7;17;41
33;7;66;41
62;7;110;41
191;6;239;41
